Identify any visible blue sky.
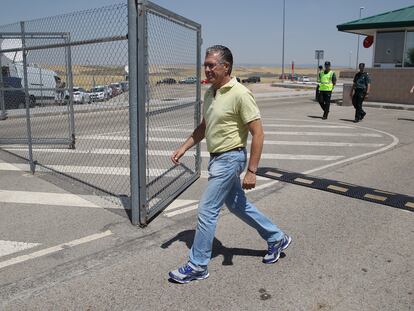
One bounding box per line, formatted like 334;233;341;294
0;0;413;67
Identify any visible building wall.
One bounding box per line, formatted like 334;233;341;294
366;68;413;104
340;69;414;105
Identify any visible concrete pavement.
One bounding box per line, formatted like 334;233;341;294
0;90;413;310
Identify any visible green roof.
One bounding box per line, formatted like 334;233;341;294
337;5;414;32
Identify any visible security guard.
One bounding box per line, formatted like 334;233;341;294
317;61;336;120
350;63;371;123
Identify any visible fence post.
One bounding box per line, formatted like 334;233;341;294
0;55;6;120
137;0;148;226
129;0;140;225
20;21;35;173
195;27;202;174
65;34;76;149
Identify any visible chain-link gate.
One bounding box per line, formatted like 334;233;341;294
0;1;201;226
129;0;202;225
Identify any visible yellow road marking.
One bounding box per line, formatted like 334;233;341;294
266;171;282;178
405;202;414;209
294;178;314;184
327;185;348;192
374;189;395;195
364;194;387;201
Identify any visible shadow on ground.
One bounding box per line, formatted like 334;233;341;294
161;229;286;266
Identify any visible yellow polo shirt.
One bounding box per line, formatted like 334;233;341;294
203;77;261;153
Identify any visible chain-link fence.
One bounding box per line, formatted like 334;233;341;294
0;0;202;226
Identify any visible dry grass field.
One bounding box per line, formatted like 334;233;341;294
44;64;349;90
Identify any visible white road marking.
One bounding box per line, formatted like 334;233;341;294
0;163;22;171
263;131;381;137
0;230;113;269
3;148;344;161
0;190;100;208
134;127;383;137
249;124;400;192
164;199;198;212
0;240;40;257
77;136;383;148
263;124;353;129
164;204;198;217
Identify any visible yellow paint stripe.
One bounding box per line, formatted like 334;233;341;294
405;202;414;209
294;177;314;185
364;194;387;201
327;185;348;193
266;171;282;178
337;182;356;187
373;189;395;195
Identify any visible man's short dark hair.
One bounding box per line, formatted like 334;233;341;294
359;63;365;67
206;45;233;74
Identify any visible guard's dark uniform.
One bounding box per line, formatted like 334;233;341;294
352;72;371;121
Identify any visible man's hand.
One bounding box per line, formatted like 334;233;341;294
242;171;257;190
171;147;186;165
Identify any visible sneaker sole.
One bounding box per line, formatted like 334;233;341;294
263;236;292;264
169;272;209;284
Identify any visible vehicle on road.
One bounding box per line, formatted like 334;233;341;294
120;81;129;92
1;76;28;109
301;76;310;82
73;87;91;104
3;62;59;106
156;78;177;85
89;86;110;101
242;76;261;83
109;83;123;95
179;77;197;84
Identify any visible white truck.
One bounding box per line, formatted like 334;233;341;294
4;62;59;106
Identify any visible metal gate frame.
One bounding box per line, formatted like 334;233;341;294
0;26;76;172
128;0;202;226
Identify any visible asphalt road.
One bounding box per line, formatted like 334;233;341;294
0;93;413;310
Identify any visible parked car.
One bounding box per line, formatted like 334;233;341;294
1;76;27;109
156;78;177;85
109;82;123;94
120;81;129;92
301;76;310;82
89;86;109;101
179;77;197;84
242;76;261;83
109;85;121;97
65;87;91;104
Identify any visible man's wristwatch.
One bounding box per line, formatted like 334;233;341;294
247;168;256;174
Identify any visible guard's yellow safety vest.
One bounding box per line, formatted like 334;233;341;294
318;71;334;91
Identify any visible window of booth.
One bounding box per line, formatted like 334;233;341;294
404;31;414;67
374;31;404;67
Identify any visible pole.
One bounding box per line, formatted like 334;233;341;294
128;0;140;225
356;7;364;69
281;0;285;80
20;21;35;173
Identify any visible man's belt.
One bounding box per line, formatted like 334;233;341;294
210;147;245;158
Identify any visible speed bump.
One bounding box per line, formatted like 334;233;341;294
257;167;414;212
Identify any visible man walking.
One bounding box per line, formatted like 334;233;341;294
350;63;371;123
317;61;336;120
168;45;291;284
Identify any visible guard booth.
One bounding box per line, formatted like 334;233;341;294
337;5;414;105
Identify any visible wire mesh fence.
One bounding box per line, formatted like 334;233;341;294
0;0;202;225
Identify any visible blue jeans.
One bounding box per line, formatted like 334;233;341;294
189;148;284;267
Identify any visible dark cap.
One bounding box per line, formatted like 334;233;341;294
324;61;331;66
